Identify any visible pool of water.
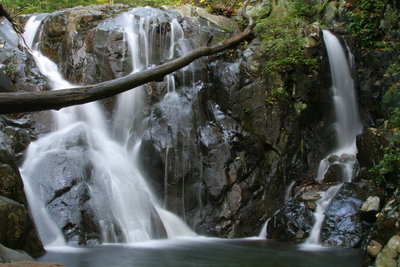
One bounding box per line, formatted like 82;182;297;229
39;237;363;267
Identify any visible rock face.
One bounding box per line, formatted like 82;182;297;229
19;4;339;239
38;4;130;85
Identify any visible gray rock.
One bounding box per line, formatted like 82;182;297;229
0;243;34;263
0;18;19;48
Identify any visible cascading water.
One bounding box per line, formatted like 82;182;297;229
20;7;195;247
303;30;362;246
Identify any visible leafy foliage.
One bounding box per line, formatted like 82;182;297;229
370;137;400;189
1;0;244;15
370;59;400;189
254;2;317;74
1;0;109;14
290;0;321;21
347;0;387;47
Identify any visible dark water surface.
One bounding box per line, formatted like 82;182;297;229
39;238;363;267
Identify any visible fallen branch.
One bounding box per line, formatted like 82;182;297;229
0;16;255;114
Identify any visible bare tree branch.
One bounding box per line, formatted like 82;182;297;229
0;17;254;114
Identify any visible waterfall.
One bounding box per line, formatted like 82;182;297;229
20;8;195;247
304;30;362;246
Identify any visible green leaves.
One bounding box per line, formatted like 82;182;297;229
347;0;387;47
1;0;108;14
370;138;400;189
254;2;316;74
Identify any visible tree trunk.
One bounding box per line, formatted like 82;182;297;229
0;18;254;114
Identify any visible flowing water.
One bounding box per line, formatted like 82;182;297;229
303;30;362;246
20;8;195;247
16;7;365;265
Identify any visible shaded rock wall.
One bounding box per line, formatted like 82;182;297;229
0;16;48;257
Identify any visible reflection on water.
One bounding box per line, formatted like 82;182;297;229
39;238;363;267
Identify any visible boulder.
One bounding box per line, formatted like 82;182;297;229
26;130;106;245
267;200;315;242
320;183;365;247
0;196;43;257
360;195;381;223
361;196;380;212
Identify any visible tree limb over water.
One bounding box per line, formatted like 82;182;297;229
0;16;255;114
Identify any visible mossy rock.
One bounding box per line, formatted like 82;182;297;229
0;196;44;257
0;164;24;204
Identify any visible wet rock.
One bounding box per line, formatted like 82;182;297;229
267;200;314;242
38;5;129;84
322;164;343;184
320;183;365;247
0;243;34;263
300;186;321;201
29;144;103;245
0;20;50;93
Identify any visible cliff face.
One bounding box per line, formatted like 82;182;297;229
0;0;398;259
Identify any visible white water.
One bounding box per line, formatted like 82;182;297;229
303;30;362;246
20;9;195;247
